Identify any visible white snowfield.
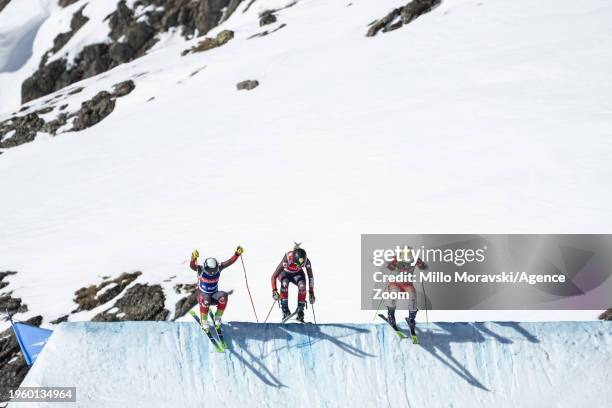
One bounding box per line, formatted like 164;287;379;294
16;321;612;407
1;0;612;328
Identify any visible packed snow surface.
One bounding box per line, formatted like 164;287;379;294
0;0;611;327
16;321;612;407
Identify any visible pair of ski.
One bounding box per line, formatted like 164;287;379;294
281;309;306;324
378;314;419;344
190;310;227;353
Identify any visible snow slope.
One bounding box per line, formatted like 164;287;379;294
16;321;612;407
1;0;612;328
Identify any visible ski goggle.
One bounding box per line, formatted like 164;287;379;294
295;257;305;266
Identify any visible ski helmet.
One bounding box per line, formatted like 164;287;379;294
203;258;219;275
293;248;307;266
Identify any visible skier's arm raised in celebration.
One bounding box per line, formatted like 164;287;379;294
219;246;244;271
190;250;202;275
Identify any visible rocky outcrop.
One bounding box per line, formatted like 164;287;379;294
173;283;198;320
182;29;234;55
0;113;45;149
0;316;43;403
92;284;169;321
0;293;27;315
600;309;612;320
71;91;115;131
22;0;243;103
59;0;79;7
366;0;440;37
113;80;136;97
248;23;286;40
50;315;69;325
0;0;11;13
73;271;142;312
0;271;17;291
236;79;259;90
2;80;135;149
50;6;89;55
259;10;277;26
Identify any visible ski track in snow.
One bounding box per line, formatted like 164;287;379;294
0;0;611;328
15;321;612;407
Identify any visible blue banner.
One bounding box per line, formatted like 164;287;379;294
12;322;53;366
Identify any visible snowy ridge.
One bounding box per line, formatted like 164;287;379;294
1;0;612;329
16;321;612;407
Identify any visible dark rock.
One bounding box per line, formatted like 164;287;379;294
58;0;79;6
173;283;198;320
216;29;234;46
73;271;142;312
59;104;68;110
0;316;42;403
400;0;438;24
76;43;112;79
109;42;136;65
0;271;17;291
51;6;89;53
112;80;135;97
35;106;55;115
0;0;10;13
22;0;245;102
190;37;218;53
41;113;68;135
366;0;439;37
236;79;259;91
124;22;155;52
50;315;69;324
92;284;169;321
67;86;84;95
600;309;612;320
247;23;286;40
21;59;67;103
186;29;234;54
0;292;28;315
108;0;135;41
259;10;277;26
71;91;116;132
0;113;45;149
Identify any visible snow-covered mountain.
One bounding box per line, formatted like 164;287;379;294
1;0;611;334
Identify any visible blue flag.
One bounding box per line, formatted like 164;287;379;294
12;322;53;366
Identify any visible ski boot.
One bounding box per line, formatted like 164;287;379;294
408;310;419;344
281;299;291;321
213;313;227;349
387;308;398;330
296;301;306;323
215;315;222;331
200;312;210;333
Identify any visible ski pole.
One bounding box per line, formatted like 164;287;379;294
372;283;389;322
421;280;429;325
311;303;317;324
240;255;259;322
264;300;277;323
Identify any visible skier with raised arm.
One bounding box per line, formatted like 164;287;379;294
271;243;315;323
190;246;243;332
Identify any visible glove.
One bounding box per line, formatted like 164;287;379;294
309;291;316;304
235;246;244;256
272;289;280;300
191;249;199;260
